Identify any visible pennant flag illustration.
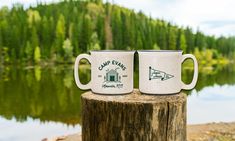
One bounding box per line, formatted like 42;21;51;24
149;66;174;81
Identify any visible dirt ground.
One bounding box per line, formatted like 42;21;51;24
188;122;235;141
44;122;235;141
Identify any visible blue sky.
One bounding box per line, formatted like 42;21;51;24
1;0;235;37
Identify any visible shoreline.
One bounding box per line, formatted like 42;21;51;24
45;121;235;141
188;122;235;141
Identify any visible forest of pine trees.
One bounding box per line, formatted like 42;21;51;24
0;0;235;65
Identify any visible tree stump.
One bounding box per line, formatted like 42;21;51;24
81;89;187;141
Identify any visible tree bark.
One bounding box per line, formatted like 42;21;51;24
82;89;187;141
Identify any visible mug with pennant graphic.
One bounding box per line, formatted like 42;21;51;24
138;50;198;94
74;50;135;94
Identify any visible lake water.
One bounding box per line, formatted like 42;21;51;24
0;64;235;141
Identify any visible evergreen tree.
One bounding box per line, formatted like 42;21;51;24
41;16;50;58
62;38;73;62
179;31;187;52
111;8;122;49
0;0;234;63
80;14;92;53
27;9;41;28
55;14;65;56
89;32;101;50
96;15;105;49
0;25;3;48
25;41;33;61
34;46;41;63
206;36;216;49
195;30;206;50
185;27;194;52
153;43;160;50
158;26;167;50
31;27;39;51
136;31;143;49
167;26;177;50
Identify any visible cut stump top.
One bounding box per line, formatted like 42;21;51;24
81;89;186;104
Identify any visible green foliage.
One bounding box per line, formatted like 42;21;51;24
80;14;92;53
34;46;41;63
0;47;10;64
31;27;39;50
193;47;229;66
153;43;160;50
179;31;187;52
0;66;83;125
34;66;41;81
167;26;177;50
27;9;41;27
25;41;33;61
194;47;201;59
0;0;234;64
185;27;194;52
55;14;65;56
195;30;206;50
62;38;73;62
89;32;101;50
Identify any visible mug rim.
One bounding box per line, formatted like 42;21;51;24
90;50;135;52
137;50;183;52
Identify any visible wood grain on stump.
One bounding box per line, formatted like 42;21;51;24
81;89;187;141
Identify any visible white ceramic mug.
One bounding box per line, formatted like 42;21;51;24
74;50;135;94
138;50;198;94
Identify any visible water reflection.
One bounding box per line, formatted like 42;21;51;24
0;116;81;141
0;65;91;125
182;64;235;94
0;64;235;140
188;85;235;124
